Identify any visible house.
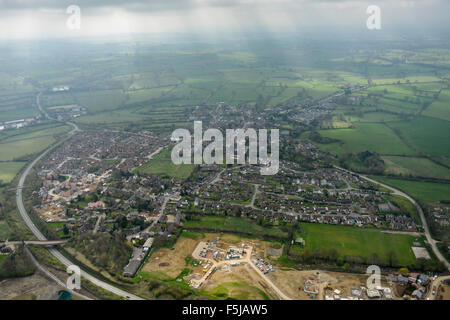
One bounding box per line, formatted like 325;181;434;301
393;275;409;285
411;289;423;299
143;237;154;252
123;259;141;278
88;201;105;209
417;274;429;285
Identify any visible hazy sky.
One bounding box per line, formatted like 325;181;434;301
0;0;448;39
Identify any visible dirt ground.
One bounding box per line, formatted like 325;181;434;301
0;273;61;300
437;284;450;300
143;232;398;301
142;234;210;278
267;269;391;300
142;233;272;279
203;264;278;300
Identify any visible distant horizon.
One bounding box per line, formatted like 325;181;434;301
0;0;449;40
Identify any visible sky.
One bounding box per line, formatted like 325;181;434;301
0;0;448;39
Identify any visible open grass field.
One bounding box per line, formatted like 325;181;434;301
390;116;450;157
0;136;56;161
134;147;195;180
0;124;70;161
295;222;417;266
0;162;25;183
183;216;288;239
372;177;450;203
382;156;450;179
73;89;127;112
317;123;413;156
422;90;450;122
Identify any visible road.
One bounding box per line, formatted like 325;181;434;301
425;275;450;300
36;92;49;119
142;195;170;235
14;92;144;300
1;240;67;246
335;166;450;271
24;246;93;300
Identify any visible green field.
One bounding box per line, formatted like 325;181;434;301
390;117;450;157
295;222;417;266
183;215;288;239
372;177;450;203
134;148;195;180
0;162;25;183
382;156;450;179
422;90;450;122
0;123;70;161
317;123;413;156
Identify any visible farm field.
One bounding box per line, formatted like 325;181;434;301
0;124;70;161
389;117;450;157
317;123;413;156
295;222;417;266
422;90;450;122
371;176;450;203
382;156;450;179
134;147;195;180
73;89;127;112
0;162;25;183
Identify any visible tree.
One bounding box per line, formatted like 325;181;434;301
368;253;380;265
398;267;409;276
328;249;339;262
63;224;69;236
387;251;397;267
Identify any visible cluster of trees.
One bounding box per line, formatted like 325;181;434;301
308;131;341;145
66;232;132;274
287;245;447;273
113;214;149;232
0;246;36;280
339;150;385;174
148;279;194;299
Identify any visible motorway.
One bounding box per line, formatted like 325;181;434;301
13;91;448;300
14;92;144;300
335;166;450;272
1;240;67;246
24;246;93;300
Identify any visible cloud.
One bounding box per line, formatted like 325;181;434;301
0;0;448;39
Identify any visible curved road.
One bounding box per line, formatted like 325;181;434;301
335;166;450;271
16;128;143;300
16;93;143;300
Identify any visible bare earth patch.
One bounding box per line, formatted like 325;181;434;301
204;264;278;300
